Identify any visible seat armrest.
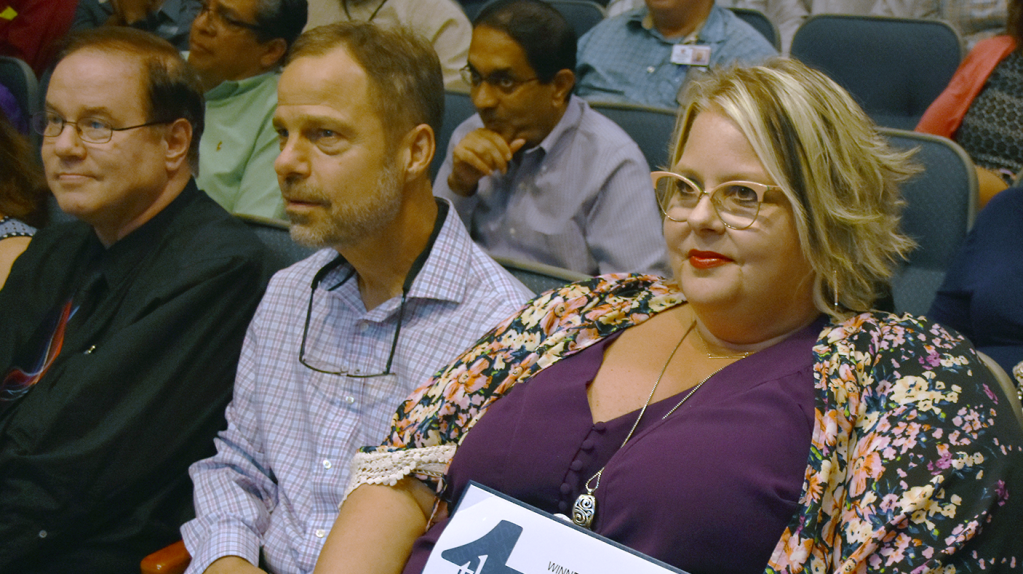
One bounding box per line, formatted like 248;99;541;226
141;539;191;574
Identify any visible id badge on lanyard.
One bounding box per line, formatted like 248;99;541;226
670;44;711;67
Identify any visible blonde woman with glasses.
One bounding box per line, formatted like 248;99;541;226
315;59;1023;574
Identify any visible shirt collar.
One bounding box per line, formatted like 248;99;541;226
94;179;200;288
205;70;278;100
632;4;720;44
320;198;471;317
526;94;585;158
403;197;479;305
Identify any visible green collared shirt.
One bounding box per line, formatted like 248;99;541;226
197;71;285;220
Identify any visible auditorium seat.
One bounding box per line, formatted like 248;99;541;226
881;128;977;316
791;15;962;130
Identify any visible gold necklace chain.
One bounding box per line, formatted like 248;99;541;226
693;322;752;360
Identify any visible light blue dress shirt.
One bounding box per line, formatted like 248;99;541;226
434;95;671;277
576;4;777;109
182;203;532;574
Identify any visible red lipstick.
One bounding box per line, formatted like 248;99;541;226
688;250;732;269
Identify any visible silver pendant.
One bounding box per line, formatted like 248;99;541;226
572;493;596;529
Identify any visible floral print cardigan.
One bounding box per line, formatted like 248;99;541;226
349;274;1023;573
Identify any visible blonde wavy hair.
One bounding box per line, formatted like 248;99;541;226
672;58;917;320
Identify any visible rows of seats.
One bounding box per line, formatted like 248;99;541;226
463;0;779;47
457;2;964;130
426;8;980;316
0;55;38;143
790;15;963;130
15;6;985;319
433;85;979;315
3;9;966;139
458;3;961;124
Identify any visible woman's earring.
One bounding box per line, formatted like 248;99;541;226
832;270;839;308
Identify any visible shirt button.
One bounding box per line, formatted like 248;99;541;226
358;323;368;333
558;501;569;512
581;439;594;450
570;460;583;471
315;529;326;538
593;422;606;432
646;66;655;73
323;459;332;469
560;483;571;494
38;530;47;539
345;396;355;404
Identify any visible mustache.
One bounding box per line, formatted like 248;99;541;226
281;179;328;203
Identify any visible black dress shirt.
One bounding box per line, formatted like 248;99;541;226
0;181;273;572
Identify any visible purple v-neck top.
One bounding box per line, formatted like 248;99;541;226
404;316;824;574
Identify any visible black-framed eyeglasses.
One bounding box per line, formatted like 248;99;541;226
460;65;539;94
651;171;780;230
197;0;262;32
32;112;170;144
299;261;406;378
299;201;449;378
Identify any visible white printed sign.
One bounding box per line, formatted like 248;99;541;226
422;483;687;574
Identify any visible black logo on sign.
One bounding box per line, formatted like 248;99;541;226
441;520;525;574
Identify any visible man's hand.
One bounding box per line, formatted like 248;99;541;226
204;556;266;574
446;128;526;197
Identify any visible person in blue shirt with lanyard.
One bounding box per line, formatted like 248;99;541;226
577;0;777;109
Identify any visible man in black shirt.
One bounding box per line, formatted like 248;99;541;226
0;27;273;572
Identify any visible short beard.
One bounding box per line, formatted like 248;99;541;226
285;160;404;250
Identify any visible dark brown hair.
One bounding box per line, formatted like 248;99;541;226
58;27;206;172
0;114;48;228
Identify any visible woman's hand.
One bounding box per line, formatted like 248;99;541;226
976;165;1009;208
314;479;438;574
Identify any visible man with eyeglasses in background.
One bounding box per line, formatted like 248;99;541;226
0;28;272;572
181;21;531;574
186;0;307;219
434;0;669;276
